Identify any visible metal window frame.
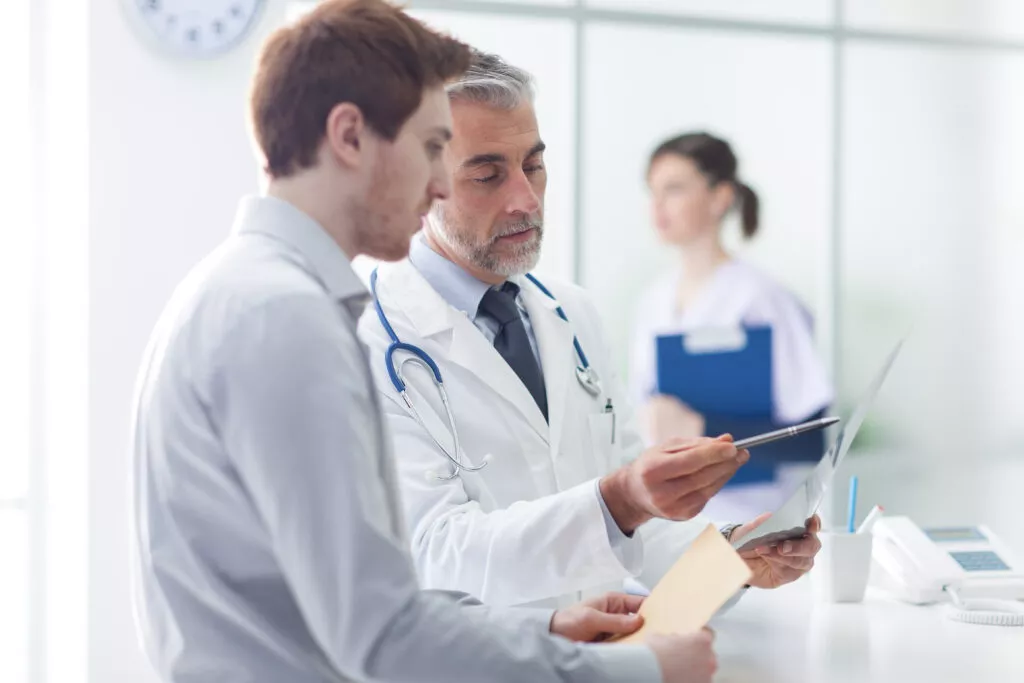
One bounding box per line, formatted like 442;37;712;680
406;0;1024;50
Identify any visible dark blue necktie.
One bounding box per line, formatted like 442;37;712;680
478;282;549;422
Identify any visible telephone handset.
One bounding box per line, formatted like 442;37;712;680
870;516;1024;626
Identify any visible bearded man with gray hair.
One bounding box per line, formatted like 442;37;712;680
358;50;821;656
423;50;547;278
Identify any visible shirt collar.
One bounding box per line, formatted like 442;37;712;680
232;195;368;307
408;234;494;319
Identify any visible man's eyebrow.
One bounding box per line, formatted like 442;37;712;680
460;152;507;170
459;141;546;170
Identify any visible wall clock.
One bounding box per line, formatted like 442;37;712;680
124;0;267;58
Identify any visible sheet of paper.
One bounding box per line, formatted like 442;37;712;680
616;524;751;643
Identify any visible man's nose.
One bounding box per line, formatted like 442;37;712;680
504;169;541;216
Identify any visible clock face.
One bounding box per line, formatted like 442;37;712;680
129;0;266;58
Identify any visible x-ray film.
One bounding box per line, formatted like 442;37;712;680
731;340;903;553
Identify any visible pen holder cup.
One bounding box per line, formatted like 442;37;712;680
812;531;873;603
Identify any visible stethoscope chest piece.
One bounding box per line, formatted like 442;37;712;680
575;366;602;398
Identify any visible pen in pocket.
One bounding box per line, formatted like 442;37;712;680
604;399;616;444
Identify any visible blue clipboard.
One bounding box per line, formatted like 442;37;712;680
656;326;773;419
655;326;825;484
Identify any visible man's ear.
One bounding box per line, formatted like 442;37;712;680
324;102;366;170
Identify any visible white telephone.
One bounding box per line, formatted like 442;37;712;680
870;516;1024;626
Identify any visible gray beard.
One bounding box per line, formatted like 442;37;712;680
430;205;543;277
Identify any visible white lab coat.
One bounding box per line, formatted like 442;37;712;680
629;260;833;522
358;259;711;609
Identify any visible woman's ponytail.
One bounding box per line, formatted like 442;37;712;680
736;182;759;239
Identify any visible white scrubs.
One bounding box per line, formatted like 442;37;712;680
629;260;833;523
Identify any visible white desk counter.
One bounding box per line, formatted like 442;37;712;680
712;578;1024;682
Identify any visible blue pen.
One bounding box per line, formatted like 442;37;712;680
847;475;859;534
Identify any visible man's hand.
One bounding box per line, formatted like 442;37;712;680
641;395;706;444
648;628;717;683
600;435;749;534
549;592;645;642
732;514;822;589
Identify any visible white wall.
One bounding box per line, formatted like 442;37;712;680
85;2;291;681
580;24;833;380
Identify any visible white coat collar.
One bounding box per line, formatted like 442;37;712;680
375;259;570;444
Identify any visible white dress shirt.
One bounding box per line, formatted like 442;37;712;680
129;195;662;683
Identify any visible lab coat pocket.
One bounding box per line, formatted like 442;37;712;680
587;412;616;475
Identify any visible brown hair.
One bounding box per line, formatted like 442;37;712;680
649;132;760;239
250;0;471;178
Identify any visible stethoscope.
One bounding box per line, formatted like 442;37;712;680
370;268;603;480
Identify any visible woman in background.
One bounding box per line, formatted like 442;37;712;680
630;132;833;523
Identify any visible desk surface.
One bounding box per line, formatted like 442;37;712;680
712;579;1024;683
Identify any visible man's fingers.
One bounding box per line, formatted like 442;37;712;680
782;556;815;572
661;463;744;518
770;560;814;581
760;548;815;571
618;593;646;614
659;436;701;453
587;610;643;635
600;592;645;614
696;467;743;500
648;460;740;516
660;432;734;453
636;437;750;519
731;512;773;543
661;457;741;492
779;534;822;558
659;471;734;520
649;447;746;489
